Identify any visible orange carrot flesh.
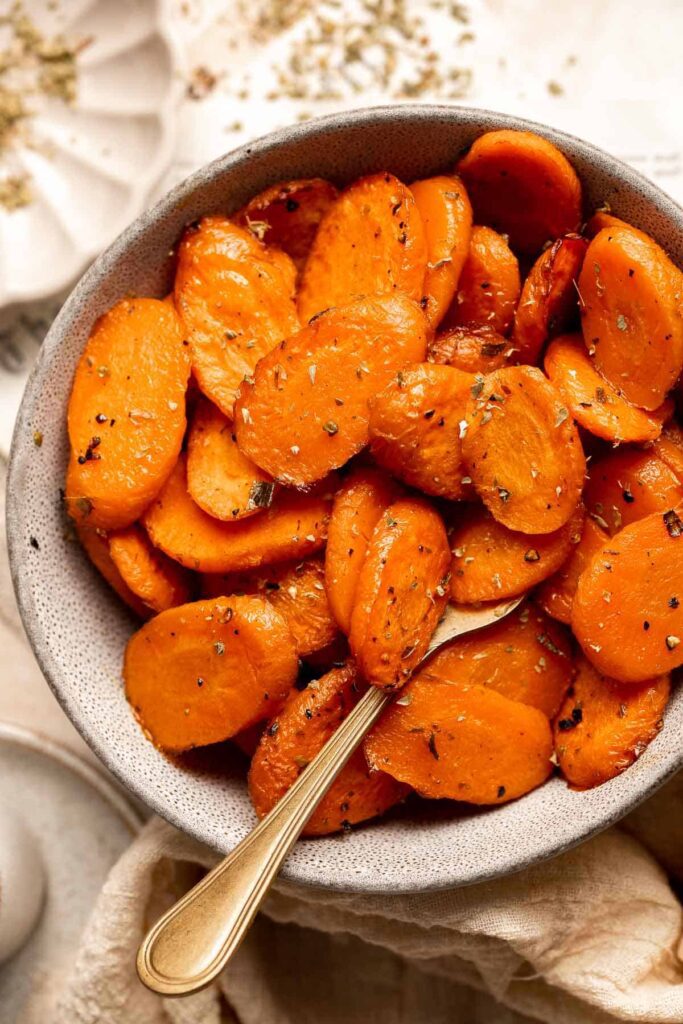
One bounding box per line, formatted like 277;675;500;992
583;448;683;535
654;420;683;480
174;216;299;417
66;298;190;531
585;210;654;242
572;508;683;682
428;323;512;374
441;225;521;335
124;596;299;751
536;515;608;624
297;172;427;322
77;526;149;619
349;498;451;689
234;294;428;487
462;365;586;534
108;523;193;614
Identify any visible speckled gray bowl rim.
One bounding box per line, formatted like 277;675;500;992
7;104;683;894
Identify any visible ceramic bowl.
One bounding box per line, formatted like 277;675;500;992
7;105;683;893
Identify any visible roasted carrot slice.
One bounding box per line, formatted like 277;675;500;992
428;323;512;374
349;498;450;689
365;677;553;803
511;236;587;365
200;557;337;657
109;523;192;614
233;178;339;271
174;216;299;417
143;454;331;573
297;172;428;322
457;130;582;254
462;365;585;533
77;526;149;619
421;600;573;718
654;419;683;480
186;396;273;521
449;503;584;602
585;210;653;244
249;663;407;835
554;656;670;788
536;515;608;624
368;363;475;500
583;448;683;535
578;226;683;410
65;298;190;531
544;333;671;444
441;225;521;335
410;174;472;327
234;295;428;487
572;508;683;682
124;595;298;751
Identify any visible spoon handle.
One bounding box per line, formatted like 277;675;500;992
137;684;391;995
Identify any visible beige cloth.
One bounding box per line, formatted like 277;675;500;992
45;770;683;1024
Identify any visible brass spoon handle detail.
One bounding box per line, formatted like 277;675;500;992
137;684;391;996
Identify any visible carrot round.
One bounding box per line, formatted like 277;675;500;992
583;448;682;535
457;130;582;254
124;596;299;751
298;172;428;322
186;396;273;521
572;508;683;682
109;523;192;614
654;419;683;480
200;557;338;657
249;663;407;835
578;226;683;410
449;503;584;603
441;225;521;334
544;333;672;444
174;216;299;417
462;365;586;533
65;298;190;531
421;600;573;719
324;465;403;634
536;515;608;624
585;210;653;244
365;677;553;803
234;294;428;487
77;526;149;619
554;656;670;789
143;454;331;573
428;323;512;374
349;498;451;689
233;177;339;271
368;363;475;500
511;235;587;365
409;174;472;327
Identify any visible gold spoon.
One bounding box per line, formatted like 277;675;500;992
137;596;523;996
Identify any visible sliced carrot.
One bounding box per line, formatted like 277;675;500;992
143;454;331;573
428;323;512;374
65;298;190;531
653;419;683;480
234;295;428;487
457;130;582;254
585;210;653;243
77;526;149;618
109;523;193;614
449;503;584;602
124;596;298;751
554;656;670;788
536;515;608;624
349;498;451;689
186;396;273;521
462;365;586;533
324;465;403;635
544;333;671;443
421;600;573;718
368;363;475;500
297;172;428;322
199;557;337;657
409;174;472;327
583;448;683;535
511;235;587;365
174;216;299;417
572;508;683;682
441;225;521;335
249;663;408;835
365;677;553;803
233;177;339;271
578;226;683;410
